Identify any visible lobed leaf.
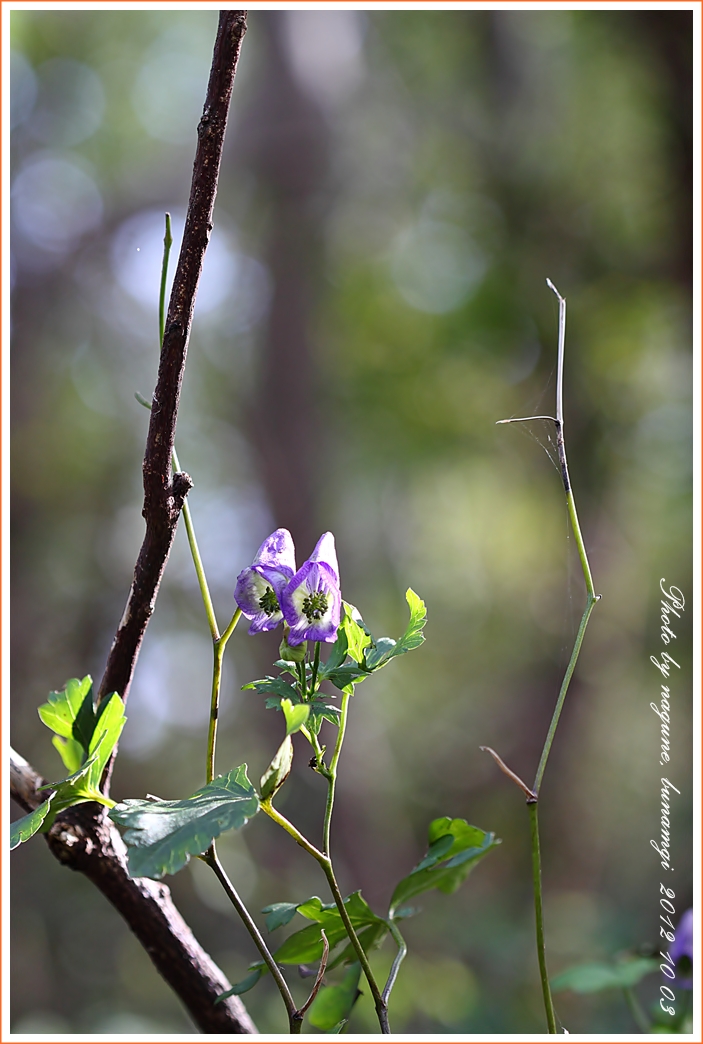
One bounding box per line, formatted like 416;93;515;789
215;966;264;1002
244;676;300;702
38;675;94;741
389;817;500;916
110;766;259;880
262;902;300;932
265;891;383;965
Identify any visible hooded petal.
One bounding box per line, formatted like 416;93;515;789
280;560;341;645
308;531;339;583
253;528;296;575
234;566;285;635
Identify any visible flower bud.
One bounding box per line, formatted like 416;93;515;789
280;627;307;663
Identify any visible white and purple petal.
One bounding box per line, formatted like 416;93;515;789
280;560;341;645
253;528;296;574
308;531;339;583
234;566;285;635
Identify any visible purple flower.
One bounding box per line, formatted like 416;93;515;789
234;529;296;636
669;908;693;988
280;532;341;645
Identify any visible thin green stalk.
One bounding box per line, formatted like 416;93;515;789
322;690;350;856
310;641;321;696
205;843;302;1034
532;594;597;796
623;986;651;1033
528;802;557;1034
159;212;172;348
206;609;242;784
262;798;390;1033
319;859;390;1033
172;445;219;642
382;919;407;1006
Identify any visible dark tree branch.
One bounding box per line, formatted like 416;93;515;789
10;13;257;1034
98;10;247;707
10;749;257;1034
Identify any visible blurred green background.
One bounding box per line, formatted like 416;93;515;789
10;8;692;1034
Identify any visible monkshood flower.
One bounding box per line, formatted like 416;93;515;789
280;532;341;645
669;908;693;988
234;529;296;635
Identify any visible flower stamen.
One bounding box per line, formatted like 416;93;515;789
259;586;280;616
302;590;329;622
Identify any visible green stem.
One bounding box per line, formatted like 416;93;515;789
319;859;390;1033
310;641;321;696
206;609;242;784
532;594;597;796
205;844;302;1034
528;802;557;1034
382;919;407;1006
322;690;350;856
172;445;219;642
623;986;651;1033
261;799;389;1033
159;213;172;348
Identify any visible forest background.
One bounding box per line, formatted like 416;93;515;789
10;6;693;1035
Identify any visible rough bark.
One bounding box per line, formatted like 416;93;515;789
10;750;257;1034
11;12;257;1033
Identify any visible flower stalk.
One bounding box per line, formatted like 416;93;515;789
492;281;600;1033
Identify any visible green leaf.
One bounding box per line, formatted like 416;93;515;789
215;966;264;1002
10;799;52;850
38;675;93;741
281;699;310;736
52;734;83;774
262;902;300;932
308;962;362;1032
86;693;126;789
270;891;382;965
327;920;389;971
389;818;500;916
260;736;293;800
366;589;426;669
109;766;259;880
321;625;349;674
244;676;300;702
274;920;350;964
551;958;659;994
341;603;372;664
323;665;371;691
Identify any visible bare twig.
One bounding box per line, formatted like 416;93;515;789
10;749;256;1034
479;746;537;801
98;10;247;708
296;930;330;1020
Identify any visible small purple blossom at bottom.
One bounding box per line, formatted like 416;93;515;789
234;528;296;636
280;532;341;645
669;908;693;989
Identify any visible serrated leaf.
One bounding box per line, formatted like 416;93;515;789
260;736;293;800
109;766;259;880
551;958;659;994
308;962;362;1031
215;966;264;1002
281;699;310;736
10;799;52;850
38;676;93;741
389;817;499;916
262;902;300;932
244;676;300;702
